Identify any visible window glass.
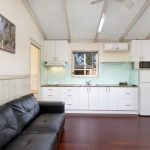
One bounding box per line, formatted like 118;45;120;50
72;51;98;77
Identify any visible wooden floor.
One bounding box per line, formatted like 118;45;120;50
57;115;150;150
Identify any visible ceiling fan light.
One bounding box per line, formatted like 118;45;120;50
98;14;105;33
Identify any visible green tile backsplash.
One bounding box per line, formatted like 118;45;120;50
41;62;138;85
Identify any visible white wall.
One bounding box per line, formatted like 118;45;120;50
0;0;43;75
0;0;44;104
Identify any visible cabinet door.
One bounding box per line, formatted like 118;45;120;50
42;87;60;101
142;40;150;61
55;40;68;62
140;83;150;115
130;40;141;62
44;41;55;61
62;93;79;110
107;88;117;110
88;87;99;110
79;87;89;110
99;87;107;110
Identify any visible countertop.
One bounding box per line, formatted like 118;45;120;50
41;84;138;88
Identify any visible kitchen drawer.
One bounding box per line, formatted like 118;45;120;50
42;93;60;101
60;87;79;93
117;88;138;98
61;93;79;99
65;100;79;110
42;87;60;93
118;99;137;110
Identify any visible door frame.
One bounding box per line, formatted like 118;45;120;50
30;38;41;100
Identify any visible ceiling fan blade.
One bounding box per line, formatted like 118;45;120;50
91;0;104;5
123;0;135;9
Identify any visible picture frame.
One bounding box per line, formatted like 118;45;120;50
0;14;15;54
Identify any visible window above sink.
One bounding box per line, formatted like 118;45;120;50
72;51;99;77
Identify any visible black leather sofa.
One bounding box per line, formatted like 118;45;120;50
0;94;65;150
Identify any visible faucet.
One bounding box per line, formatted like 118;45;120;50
86;80;92;85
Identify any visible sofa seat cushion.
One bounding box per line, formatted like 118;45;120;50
10;94;40;130
4;133;57;150
23;113;65;134
0;106;19;149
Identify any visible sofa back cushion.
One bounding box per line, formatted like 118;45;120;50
0;105;19;149
10;94;40;130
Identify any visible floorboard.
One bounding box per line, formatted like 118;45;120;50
57;115;150;150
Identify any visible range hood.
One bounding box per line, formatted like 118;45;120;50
44;61;67;67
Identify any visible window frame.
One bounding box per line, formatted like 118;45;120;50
72;50;99;78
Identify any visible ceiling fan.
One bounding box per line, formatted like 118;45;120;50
91;0;135;9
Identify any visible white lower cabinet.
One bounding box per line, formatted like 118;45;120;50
99;87;117;110
60;87;79;110
88;87;99;110
79;87;89;110
42;87;60;101
117;88;138;111
41;86;138;113
79;87;99;110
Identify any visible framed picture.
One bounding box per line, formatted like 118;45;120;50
0;14;15;53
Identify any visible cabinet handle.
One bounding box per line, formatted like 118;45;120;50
48;89;52;91
106;88;107;92
67;89;72;91
125;93;131;94
48;95;53;96
87;87;88;92
67;104;72;106
109;88;110;93
125;104;131;107
67;95;72;97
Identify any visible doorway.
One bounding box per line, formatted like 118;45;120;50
30;43;40;99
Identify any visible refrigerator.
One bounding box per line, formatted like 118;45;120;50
139;70;150;116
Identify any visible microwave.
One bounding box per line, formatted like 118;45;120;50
134;62;150;69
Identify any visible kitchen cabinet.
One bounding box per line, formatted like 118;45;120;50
79;87;89;110
142;40;150;61
88;87;99;110
130;40;150;62
41;86;138;113
42;87;60;101
99;87;117;110
44;40;68;62
79;87;99;110
60;87;79;110
117;88;138;111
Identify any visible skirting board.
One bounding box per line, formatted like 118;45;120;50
66;110;138;115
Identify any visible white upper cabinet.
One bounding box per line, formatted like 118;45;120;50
142;40;150;61
130;40;150;62
130;40;141;62
44;40;68;62
44;41;55;62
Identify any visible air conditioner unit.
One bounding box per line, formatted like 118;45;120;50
104;43;128;52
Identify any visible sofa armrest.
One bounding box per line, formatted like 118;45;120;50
38;101;65;113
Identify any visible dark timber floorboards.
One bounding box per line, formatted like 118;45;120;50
57;115;150;150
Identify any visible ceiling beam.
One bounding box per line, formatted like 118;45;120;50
145;33;150;40
94;0;109;42
119;0;150;41
63;0;71;42
22;0;46;39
